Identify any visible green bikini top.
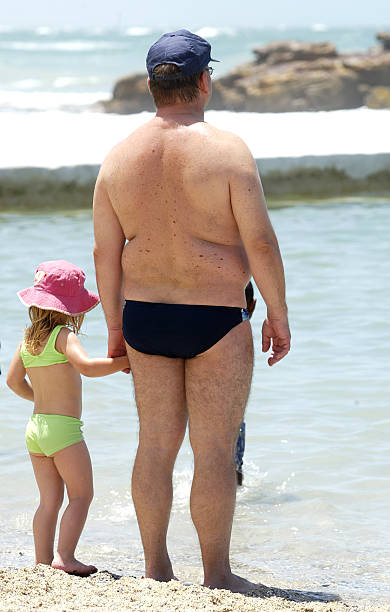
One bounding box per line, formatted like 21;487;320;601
20;325;69;368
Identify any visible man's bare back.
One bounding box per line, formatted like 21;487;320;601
99;117;250;307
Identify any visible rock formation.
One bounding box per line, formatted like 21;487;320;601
100;33;390;114
377;31;390;51
365;86;390;109
101;74;155;114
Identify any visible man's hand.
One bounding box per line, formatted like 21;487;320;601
262;316;291;366
107;328;130;373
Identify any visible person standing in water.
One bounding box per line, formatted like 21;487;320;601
93;30;290;592
235;281;257;486
7;260;129;576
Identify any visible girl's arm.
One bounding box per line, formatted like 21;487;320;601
58;328;129;378
6;345;34;401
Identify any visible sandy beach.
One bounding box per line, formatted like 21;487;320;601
0;565;389;612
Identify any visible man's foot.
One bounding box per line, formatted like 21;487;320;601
144;554;176;582
52;554;97;577
145;569;176;582
204;573;265;594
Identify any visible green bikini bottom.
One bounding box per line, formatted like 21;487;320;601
26;414;84;457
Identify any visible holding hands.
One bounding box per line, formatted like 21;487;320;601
107;328;130;373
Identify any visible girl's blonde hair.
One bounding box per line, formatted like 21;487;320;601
24;306;84;354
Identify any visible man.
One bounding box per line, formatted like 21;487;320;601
93;30;290;593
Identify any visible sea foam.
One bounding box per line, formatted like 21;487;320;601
1;107;389;170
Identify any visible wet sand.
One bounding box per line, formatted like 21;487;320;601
0;565;388;611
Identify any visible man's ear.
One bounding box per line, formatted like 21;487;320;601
198;71;209;95
147;77;151;93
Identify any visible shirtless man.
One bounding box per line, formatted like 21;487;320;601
93;30;290;593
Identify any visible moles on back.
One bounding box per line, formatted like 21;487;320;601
101;118;250;306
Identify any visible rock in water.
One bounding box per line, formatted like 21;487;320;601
99;74;154;114
211;57;364;112
252;40;337;64
365;86;390;108
377;31;390;51
100;34;390;114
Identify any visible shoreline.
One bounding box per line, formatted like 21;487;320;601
1;154;390;211
1;565;389;612
1;107;390;209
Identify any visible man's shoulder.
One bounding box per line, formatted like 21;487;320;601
99;120;254;175
204;123;243;143
100;122;153;168
99;138;126;171
205;124;252;155
202;124;255;174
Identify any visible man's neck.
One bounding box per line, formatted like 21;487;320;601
155;101;205;125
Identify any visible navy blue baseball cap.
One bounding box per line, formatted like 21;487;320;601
146;29;219;80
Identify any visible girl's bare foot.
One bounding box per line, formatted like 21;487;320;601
52;554;97;577
204;573;265;594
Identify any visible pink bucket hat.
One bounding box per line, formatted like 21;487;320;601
17;260;100;316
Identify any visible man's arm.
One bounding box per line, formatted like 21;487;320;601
93;172;128;362
229;137;291;365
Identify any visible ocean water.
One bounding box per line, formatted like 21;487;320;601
0;201;389;605
1;22;390;606
1;25;390;187
1;25;390;190
0;25;388;113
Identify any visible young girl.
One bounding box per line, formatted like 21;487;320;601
7;260;129;576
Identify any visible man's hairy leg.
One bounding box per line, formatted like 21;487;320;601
186;321;262;593
128;345;187;581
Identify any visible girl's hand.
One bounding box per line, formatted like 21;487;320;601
115;354;130;373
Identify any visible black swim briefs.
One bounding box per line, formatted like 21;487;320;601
123;300;249;359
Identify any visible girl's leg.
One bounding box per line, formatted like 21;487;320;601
29;453;64;565
51;441;96;576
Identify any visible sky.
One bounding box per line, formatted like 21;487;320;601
2;0;390;29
